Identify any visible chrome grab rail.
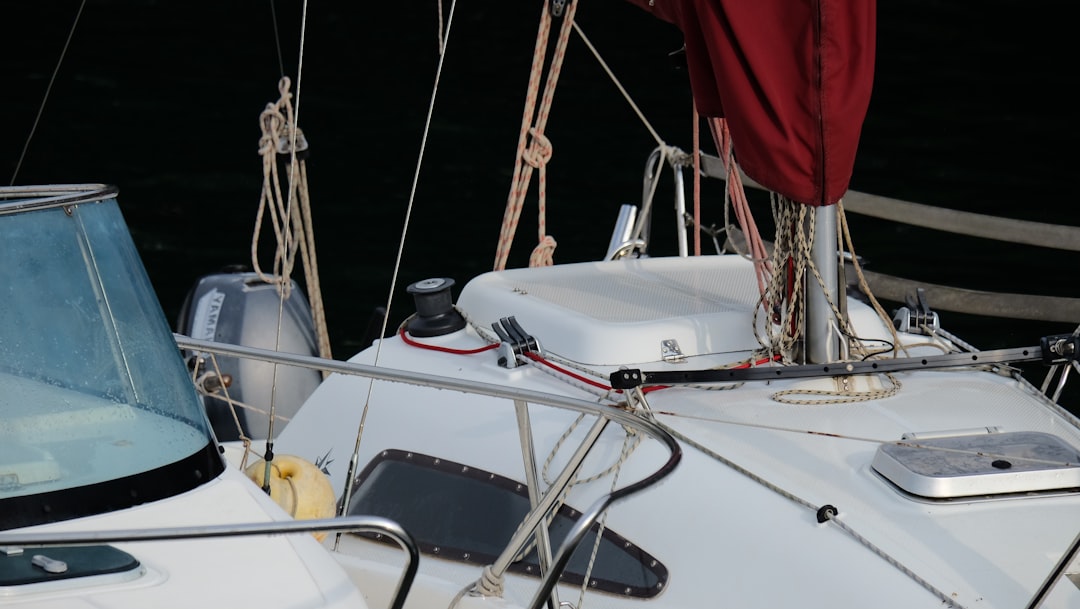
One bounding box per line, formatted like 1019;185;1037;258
174;335;683;609
0;184;119;215
0;515;419;609
174;335;681;441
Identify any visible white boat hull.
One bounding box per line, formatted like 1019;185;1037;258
268;255;1080;608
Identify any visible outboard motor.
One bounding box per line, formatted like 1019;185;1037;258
177;268;323;441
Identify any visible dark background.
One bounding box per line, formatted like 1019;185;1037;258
6;1;1078;409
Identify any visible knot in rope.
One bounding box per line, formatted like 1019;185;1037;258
492;0;578;272
663;143;690;166
522;128;553;169
257;76;295;155
529;234;558;267
276;75;293;98
258;106;286;157
473;564;504;597
249;76;334;365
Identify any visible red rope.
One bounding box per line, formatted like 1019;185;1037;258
398;326;499;355
523;351;619;391
692;103;701;257
401;328;781;393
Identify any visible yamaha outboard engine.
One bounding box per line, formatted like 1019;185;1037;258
177;268;323;442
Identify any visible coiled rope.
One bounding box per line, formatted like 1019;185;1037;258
253;76;332;364
749;197;910;404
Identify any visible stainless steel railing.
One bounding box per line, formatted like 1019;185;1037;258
174;334;682;609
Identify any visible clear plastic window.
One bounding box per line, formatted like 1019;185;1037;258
0;197;215;506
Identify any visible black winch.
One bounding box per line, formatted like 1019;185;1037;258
406;277;466;337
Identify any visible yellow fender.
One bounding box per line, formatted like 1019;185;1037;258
245;454;336;541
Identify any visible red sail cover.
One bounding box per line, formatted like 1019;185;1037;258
626;0;876;206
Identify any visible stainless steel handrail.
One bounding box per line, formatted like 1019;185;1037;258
175;334;683;608
175;335;680;444
0;515;419;609
0;184;118;215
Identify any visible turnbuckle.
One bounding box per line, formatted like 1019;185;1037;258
1041;334;1080;365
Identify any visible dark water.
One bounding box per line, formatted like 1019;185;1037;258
6;1;1078;409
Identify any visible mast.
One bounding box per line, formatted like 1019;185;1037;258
805;204;842;364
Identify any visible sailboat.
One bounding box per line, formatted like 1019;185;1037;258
5;1;1080;608
167;2;1080;608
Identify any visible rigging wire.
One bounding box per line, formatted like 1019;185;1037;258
9;0;86;186
335;0;461;535
269;0;287;78
259;0;311;490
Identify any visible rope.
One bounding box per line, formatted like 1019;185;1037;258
397;319;498;355
523;128;557;267
492;16;695;268
652;417;965;608
709;118;772;295
494;1;578;271
827;516;964;608
541;415;641;488
571;22;666;147
770;373;902;405
425;310;980;604
574;430;637;609
253;79;299;288
692;105;702;256
252;76;333;365
189;351;253;447
836;200;909;357
469;564;505;598
735;197;919;403
490;411;640;593
571;22;675;255
416;310;778;402
751;196;806;358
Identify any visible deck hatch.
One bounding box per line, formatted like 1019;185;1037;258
0;545;141;593
346;449;669;598
872;430;1080;498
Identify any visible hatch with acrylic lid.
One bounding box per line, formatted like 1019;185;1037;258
872;430;1080;499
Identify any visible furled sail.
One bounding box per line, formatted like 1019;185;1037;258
625;0;876;206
